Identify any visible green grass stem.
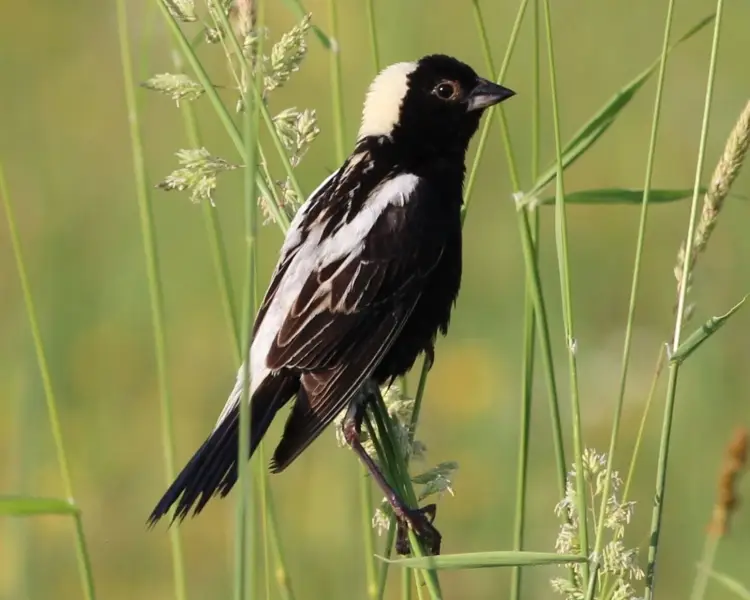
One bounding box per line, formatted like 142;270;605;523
472;0;567;501
116;3;186;599
320;2;379;594
690;535;720;600
0;164;97;600
623;348;665;501
369;397;443;598
644;2;726;597
234;3;265;598
465;0;527;208
585;1;677;597
171;51;296;600
365;0;381;73
510;3;541;599
327;0;346;163
401;569;412;600
541;0;589;584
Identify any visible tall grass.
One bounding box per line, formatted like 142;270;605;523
116;2;188;599
3;1;750;600
645;2;727;597
1;157;97;600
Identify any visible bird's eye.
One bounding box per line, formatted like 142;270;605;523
434;81;459;101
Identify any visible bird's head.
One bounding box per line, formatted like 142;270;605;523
357;54;515;158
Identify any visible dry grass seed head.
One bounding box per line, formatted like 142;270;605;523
674;100;750;318
708;426;748;537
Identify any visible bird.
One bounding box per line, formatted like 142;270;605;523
148;53;515;555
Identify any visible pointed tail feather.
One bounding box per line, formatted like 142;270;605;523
147;372;298;525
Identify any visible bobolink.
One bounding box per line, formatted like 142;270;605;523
149;54;514;555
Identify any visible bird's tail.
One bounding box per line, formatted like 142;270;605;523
148;372;298;525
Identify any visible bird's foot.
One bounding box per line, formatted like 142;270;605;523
395;503;441;556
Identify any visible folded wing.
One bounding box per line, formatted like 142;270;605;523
265;174;444;471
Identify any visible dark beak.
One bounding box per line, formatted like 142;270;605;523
466;78;515;112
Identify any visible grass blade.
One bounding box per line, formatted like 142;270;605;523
0;496;79;517
542;0;589;584
327;0;346;164
365;0;380;73
235;2;265;598
691;536;720;600
644;3;726;598
1;163;97;600
622;347;665;500
368;395;443;599
321;2;380;596
669;295;748;364
701;569;750;600
526;14;715;200
532;187;700;207
169;45;296;600
464;0;528;209
363;11;380;600
401;569;412;600
472;0;568;503
378;551;587;570
116;3;188;599
510;2;542;600
585;1;678;595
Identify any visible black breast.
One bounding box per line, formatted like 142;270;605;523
372;170;463;383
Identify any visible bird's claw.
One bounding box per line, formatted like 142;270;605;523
395;503;441;556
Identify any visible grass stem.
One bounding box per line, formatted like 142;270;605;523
541;0;589;583
116;3;186;599
0;164;97;600
327;0;346;163
322;3;380;594
365;0;381;74
510;4;542;596
690;535;720;600
644;1;726;593
585;0;677;596
471;0;567;501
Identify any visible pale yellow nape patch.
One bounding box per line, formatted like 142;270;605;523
357;61;418;140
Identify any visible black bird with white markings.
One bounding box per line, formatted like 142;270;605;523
148;54;515;554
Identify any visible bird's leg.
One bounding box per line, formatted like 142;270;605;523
342;381;441;556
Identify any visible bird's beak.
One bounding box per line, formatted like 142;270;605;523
466;78;515;112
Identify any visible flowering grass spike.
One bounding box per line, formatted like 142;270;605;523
156;148;239;206
552;449;644;600
142;73;205;106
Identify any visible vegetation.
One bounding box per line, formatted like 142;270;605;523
1;1;748;599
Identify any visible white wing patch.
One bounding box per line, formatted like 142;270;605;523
213;170;338;428
318;173;420;265
214;171;421;430
357;61;417;140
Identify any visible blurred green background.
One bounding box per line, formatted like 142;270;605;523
1;1;749;599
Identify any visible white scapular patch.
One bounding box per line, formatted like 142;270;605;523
357;61;418;140
318;173;420;264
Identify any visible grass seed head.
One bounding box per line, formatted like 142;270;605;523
708;426;748;537
674;100;750;322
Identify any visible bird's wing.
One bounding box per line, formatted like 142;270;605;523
211;168;343;429
250;150;379;353
252;169;341;339
264;173;447;471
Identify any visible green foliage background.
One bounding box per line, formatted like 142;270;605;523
1;1;748;599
